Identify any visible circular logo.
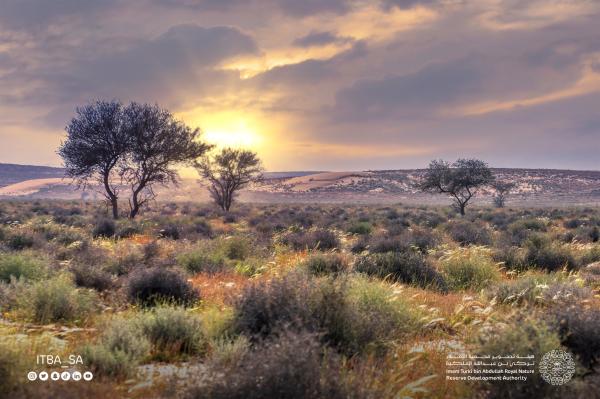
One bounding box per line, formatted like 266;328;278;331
83;371;93;381
38;371;48;381
27;371;37;381
539;350;576;385
72;371;82;381
51;371;60;381
61;371;71;381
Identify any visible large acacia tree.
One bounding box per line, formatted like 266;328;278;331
197;148;262;212
59;101;211;219
58;100;129;219
418;158;494;215
121;102;213;218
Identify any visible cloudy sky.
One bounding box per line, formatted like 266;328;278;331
1;0;599;171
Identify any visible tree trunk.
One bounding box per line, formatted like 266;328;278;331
129;191;140;219
459;202;466;216
102;172;119;219
111;198;119;219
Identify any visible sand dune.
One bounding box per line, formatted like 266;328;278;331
0;178;66;196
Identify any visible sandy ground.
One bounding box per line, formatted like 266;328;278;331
0;178;66;196
283;172;368;191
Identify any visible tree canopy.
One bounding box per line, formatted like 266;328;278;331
59;100;212;218
418;158;494;215
196;148;262;211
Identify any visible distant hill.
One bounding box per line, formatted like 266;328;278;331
0;163;65;188
0;164;599;206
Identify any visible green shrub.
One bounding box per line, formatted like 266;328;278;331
488;273;590;307
445;220;491;246
177;249;226;274
126;267;200;307
303;253;348;276
139;306;205;357
0;253;46;282
20;274;97;323
184;330;367;399
524;234;577;271
355;251;448;292
92;218;115;238
0;340;26;395
550;306;600;371
475;318;565;399
440;247;500;291
82;317;150;378
6;232;35;250
71;263;113;291
314;276;423;355
225;236;251;260
347;221;373;235
507;218;547;245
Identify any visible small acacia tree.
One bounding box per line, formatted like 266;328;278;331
491;181;516;208
58;100;129;219
121;102;212;218
196;148;262;212
419;158;494;215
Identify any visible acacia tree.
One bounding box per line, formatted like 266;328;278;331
491;180;516;208
121;102;212;218
419;158;494;215
196;148;262;212
58;100;128;219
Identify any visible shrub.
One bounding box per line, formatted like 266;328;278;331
139;306;205;357
404;227;440;252
184;330;364;399
507;218;547;245
0;253;46;283
280;228;340;250
115;222;142;239
444;220;491;246
225;236;251;260
233;272;314;339
355;252;448;292
92;218;115;238
0;340;27;395
440;247;500;291
158;225;180;240
524;234;577;271
71;263;113;291
475;318;565;399
368;236;405;254
488;273;590;307
313;276;424;355
550;306;600;371
347;221;373;235
177;249;226;274
82;317;150;378
20;274;97;323
6;232;35;250
126;267;200;307
492;245;526;271
303;253;348;276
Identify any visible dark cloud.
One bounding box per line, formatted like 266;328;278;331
333;56;485;119
150;0;352;16
381;0;439;10
292;31;352;47
0;0;116;29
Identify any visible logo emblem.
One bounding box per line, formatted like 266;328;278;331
539;350;576;385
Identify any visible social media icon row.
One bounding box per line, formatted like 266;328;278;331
27;371;93;381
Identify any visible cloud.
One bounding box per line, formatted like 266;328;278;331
381;0;439;10
0;0;117;30
292;31;352;47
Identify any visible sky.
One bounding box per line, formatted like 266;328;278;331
0;0;599;171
